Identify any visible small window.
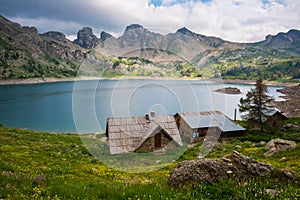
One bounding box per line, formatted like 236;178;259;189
193;132;199;138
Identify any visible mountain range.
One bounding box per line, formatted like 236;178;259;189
0;15;299;80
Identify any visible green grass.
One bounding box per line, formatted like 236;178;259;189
102;71;124;78
0;124;300;199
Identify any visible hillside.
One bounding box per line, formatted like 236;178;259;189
0;15;88;79
0;15;300;81
0;122;300;199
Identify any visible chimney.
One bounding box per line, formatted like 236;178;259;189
234;108;237;121
145;114;150;120
150;111;155;118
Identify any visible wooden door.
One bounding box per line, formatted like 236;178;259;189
154;132;162;148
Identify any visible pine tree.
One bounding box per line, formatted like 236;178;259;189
238;78;274;131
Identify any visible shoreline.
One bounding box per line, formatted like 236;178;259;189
0;76;298;87
0;76;206;86
210;79;299;87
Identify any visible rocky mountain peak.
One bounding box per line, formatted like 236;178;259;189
176;27;193;35
23;26;38;34
80;27;93;35
125;24;144;32
122;24;150;42
176;27;224;48
74;27;99;49
287;29;300;40
100;31;113;42
42;31;66;41
262;29;300;50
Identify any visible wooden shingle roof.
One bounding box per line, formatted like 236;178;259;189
107;115;182;154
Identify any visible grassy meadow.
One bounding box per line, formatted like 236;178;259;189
1;119;300;199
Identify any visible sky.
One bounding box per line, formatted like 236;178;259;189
1;0;299;42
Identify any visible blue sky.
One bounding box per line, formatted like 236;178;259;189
150;0;285;7
149;0;211;7
0;0;299;42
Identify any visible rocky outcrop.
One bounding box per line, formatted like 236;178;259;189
0;15;87;79
23;26;38;34
168;151;293;185
275;85;300;118
42;31;66;41
121;24;154;46
213;87;242;94
262;29;300;51
176;27;225;48
100;31;113;42
74;27;99;49
124;24;144;32
264;138;297;157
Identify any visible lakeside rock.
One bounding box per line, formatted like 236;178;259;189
264;138;297;157
168;151;294;185
274;85;300;118
213;87;242;94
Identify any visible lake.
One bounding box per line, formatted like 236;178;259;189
0;79;284;133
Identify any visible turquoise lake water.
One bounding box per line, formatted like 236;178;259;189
0;79;284;133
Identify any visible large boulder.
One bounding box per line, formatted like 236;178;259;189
264;138;297;157
168;151;291;185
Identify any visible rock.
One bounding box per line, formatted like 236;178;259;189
168;152;276;185
279;157;286;161
23;26;38;34
250;143;256;147
100;31;113;42
125;24;144;31
43;31;66;41
264;138;297;157
280;168;295;180
260;141;266;145
33;176;46;186
213;87;242;95
232;150;240;155
74;27;99;49
286;123;300;130
265;189;277;197
274;85;300;118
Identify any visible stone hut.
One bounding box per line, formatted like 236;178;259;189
248;110;288;131
264;110;287;130
106;112;183;154
175;111;246;144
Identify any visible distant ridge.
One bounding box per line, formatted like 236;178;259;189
0;15;299;81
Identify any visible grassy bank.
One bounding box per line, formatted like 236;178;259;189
1;123;300;199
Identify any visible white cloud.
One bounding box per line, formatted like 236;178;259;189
66;34;77;41
2;0;300;42
141;0;300;42
9;16;83;36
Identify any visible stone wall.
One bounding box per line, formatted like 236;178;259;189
136;131;172;152
176;116;194;143
176;115;223;144
265;114;285;130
